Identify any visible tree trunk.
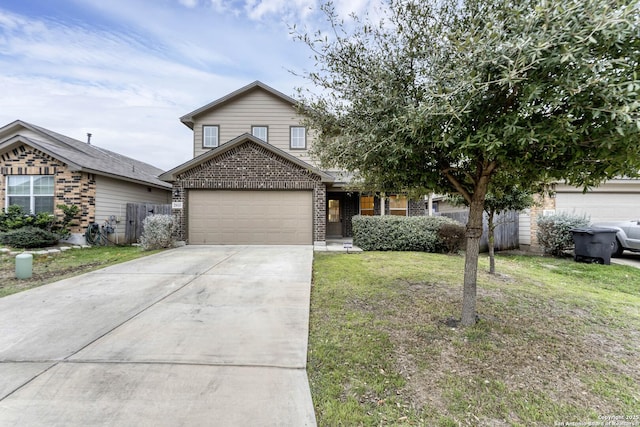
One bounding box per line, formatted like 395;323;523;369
488;212;496;275
460;180;490;327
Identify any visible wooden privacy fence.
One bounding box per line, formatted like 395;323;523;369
438;210;520;252
124;203;172;244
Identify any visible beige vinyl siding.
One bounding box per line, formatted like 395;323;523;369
192;89;315;164
95;176;171;243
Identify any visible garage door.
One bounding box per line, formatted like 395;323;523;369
188;190;313;245
556;192;640;223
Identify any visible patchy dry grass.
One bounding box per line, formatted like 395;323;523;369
0;246;161;297
309;252;640;426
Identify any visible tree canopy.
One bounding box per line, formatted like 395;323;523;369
294;0;640;325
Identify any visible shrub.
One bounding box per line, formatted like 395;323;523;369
54;204;80;238
0;205;34;231
0;204;77;235
436;222;466;253
352;215;464;252
0;226;59;248
139;214;175;250
536;212;590;256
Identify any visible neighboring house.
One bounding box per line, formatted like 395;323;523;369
519;179;640;251
434;178;640;252
160;81;429;245
0;120;171;244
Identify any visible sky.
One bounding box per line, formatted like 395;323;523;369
0;0;382;171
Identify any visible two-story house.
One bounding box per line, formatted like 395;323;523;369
160;81;428;246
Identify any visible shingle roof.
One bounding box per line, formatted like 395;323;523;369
0;120;171;189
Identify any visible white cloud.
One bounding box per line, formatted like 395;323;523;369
245;0;315;20
0;3;314;170
179;0;199;7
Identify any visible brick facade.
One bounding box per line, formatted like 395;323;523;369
408;199;426;216
528;193;557;252
0;144;96;233
171;141;327;243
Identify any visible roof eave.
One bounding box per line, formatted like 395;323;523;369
81;167;172;189
0;136;83;171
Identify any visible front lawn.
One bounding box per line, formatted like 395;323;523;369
0;246;162;298
309;252;640;426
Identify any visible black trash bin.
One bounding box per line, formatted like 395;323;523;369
570;228;618;265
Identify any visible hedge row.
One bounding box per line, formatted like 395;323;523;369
352;215;466;252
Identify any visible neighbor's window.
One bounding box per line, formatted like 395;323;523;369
389;195;408;216
290;126;306;149
252;126;268;142
203;125;219;148
7;175;54;214
360;195;374;216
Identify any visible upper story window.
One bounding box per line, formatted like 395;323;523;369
203;125;219;148
6;175;54;214
389;195;408;216
290;126;306;149
252;126;268;142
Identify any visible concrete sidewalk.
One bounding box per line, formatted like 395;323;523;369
0;245;316;426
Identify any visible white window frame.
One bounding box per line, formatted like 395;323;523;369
203;125;219;148
6;175;55;214
252;125;268;142
290;126;306;149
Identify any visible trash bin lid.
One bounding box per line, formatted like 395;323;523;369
571;227;618;235
570;228;593;234
588;227;618;234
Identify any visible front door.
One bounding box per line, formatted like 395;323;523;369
327;198;342;237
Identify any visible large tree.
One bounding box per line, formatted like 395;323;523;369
294;0;640;325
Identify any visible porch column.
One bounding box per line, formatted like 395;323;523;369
380;192;386;215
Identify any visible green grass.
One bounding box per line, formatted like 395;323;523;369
0;245;162;297
309;252;640;426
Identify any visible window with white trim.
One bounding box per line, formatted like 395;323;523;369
252;126;268;142
290;126;306;149
6;175;54;214
203;125;219;148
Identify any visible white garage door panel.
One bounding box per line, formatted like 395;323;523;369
189;191;312;245
556;193;640;223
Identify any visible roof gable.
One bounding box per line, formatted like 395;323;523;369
159;133;333;183
0;120;171;189
179;81;300;129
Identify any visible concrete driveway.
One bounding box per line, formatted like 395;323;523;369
0;245;316;426
611;251;640;268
